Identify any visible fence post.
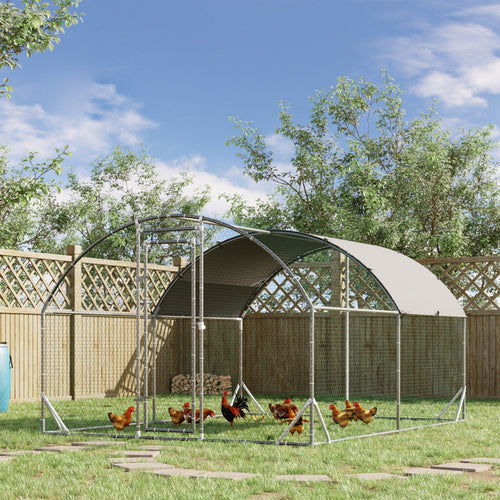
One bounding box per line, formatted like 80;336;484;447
66;245;82;400
330;252;347;308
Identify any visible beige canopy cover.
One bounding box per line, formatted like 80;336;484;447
155;230;465;319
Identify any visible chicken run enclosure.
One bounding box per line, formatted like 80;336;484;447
40;214;466;446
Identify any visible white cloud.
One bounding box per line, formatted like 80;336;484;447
266;133;294;159
155;155;274;218
385;18;500;108
0;80;277;217
0;83;157;162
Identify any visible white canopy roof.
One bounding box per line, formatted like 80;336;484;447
156;226;465;318
323;236;465;317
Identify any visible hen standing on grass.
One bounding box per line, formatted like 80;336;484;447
221;390;249;426
329;404;354;428
352;401;377;424
108;406;134;432
182;402;216;423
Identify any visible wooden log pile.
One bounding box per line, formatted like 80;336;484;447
170;373;232;395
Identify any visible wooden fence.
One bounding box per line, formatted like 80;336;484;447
0;247;498;401
417;256;500;399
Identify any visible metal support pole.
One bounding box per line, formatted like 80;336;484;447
462;316;467;420
151;315;157;422
143;242;149;429
191;236;197;435
238;318;243;393
309;306;315;445
41;312;46;432
198;217;205;439
345;257;350;402
396;314;401;430
134;219;141;437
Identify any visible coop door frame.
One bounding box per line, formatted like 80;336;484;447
141;222;201;436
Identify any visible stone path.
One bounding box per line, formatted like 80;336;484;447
0;442;498;483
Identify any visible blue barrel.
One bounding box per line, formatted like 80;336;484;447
0;342;12;412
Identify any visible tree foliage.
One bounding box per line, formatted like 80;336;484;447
0;0;82;251
52;146;212;261
227;73;500;257
0;0;82;98
0;145;69;249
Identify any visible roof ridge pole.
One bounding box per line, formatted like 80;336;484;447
135;218;141;438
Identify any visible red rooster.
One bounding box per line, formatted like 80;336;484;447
221;390;249;426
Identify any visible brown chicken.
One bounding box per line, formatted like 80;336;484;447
182;402;216;423
352;401;377;424
344;400;355;419
168;405;186;427
221;390;249;426
282;415;309;436
269;398;298;420
108;406;134;432
329;403;354;428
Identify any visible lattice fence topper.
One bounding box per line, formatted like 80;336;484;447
81;260;175;313
1;246;498;313
247;260;394;314
0;250;71;309
419;257;500;311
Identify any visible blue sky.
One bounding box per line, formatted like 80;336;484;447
2;1;500;216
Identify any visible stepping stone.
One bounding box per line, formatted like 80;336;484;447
276;474;333;482
0;456;15;463
111;450;159;458
431;462;492;473
350;472;405;481
0;450;41;456
35;445;81;453
108;457;158;463
140;446;164;451
404;467;463;476
151;467;205;478
199;470;258;480
71;440;123;447
112;461;175;472
461;457;500;465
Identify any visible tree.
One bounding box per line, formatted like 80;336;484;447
0;145;70;249
51;146;212;261
226;73;500;258
0;0;82;98
0;1;82;250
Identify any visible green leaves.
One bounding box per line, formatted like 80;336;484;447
0;1;82;77
57;146;211;260
0;145;70;249
227;72;500;257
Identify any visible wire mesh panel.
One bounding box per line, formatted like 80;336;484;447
39;215;466;444
42;311;141;435
400;315;464;399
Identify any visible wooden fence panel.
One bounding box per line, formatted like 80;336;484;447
1;247;500;401
467;311;500;398
0;310;41;402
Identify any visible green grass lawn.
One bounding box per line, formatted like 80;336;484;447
0;398;499;499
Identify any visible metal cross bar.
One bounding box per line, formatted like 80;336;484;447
141;226;196;233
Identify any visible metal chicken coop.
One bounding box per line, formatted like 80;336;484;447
40;214;466;445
